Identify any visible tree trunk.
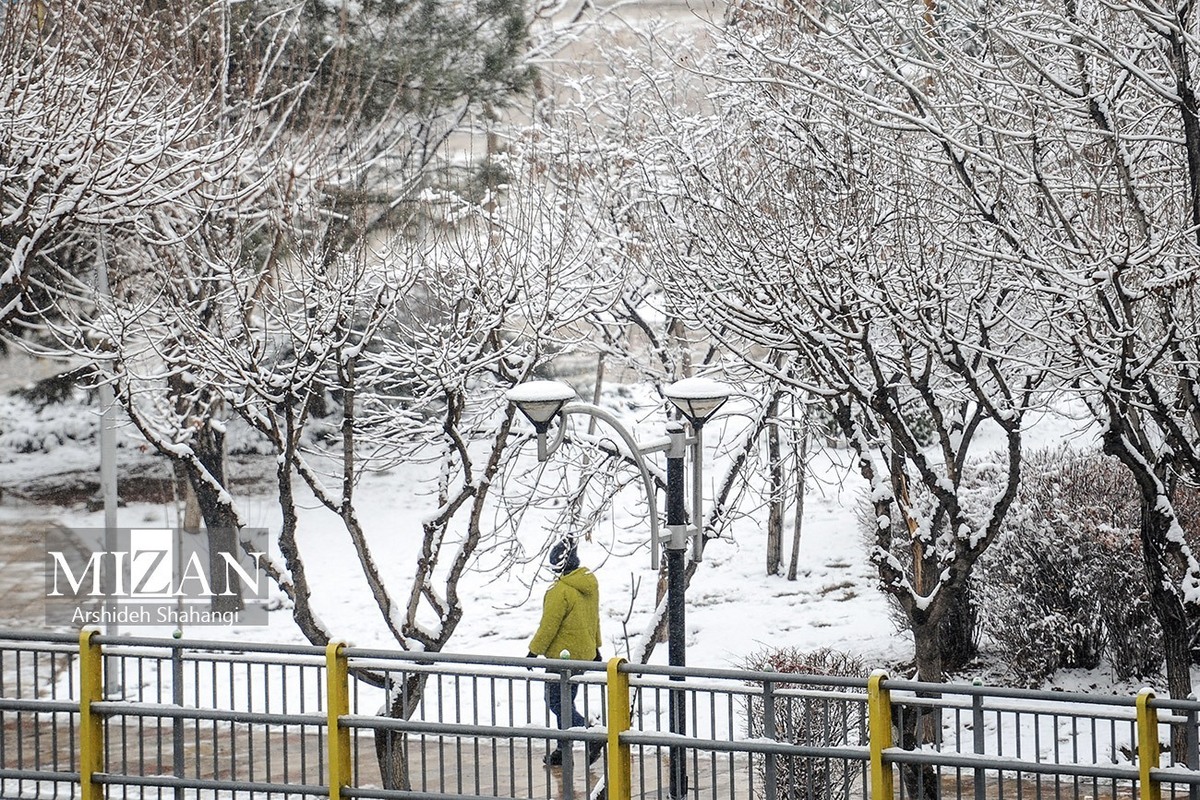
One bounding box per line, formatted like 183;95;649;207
184;417;243;615
172;461;202;530
767;410;783;576
375;732;410;792
912;616;944;685
654;571;669;643
374;671;428;791
902;620;943;800
936;582;978;673
1101;427;1197;733
786;408;808;581
1140;500;1193;758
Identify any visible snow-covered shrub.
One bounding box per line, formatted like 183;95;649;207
1102;568;1162;680
742;647;866;800
0;387;98;454
977;447;1160;684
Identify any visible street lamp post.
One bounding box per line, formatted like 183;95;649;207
506;376;731;800
664;420;688;799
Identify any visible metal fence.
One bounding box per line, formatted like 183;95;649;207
1;629;1198;800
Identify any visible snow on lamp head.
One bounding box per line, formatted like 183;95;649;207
505;380;577;434
664;377;732;429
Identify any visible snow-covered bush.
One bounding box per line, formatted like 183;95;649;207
1102;571;1162;681
742;647;865;800
977;447;1161;684
0;379;276;459
0;388;98;454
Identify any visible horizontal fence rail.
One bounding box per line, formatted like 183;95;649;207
0;629;1197;800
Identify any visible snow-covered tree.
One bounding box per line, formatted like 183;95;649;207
537;0;1200;716
77;161;616;786
0;1;248;327
522;18;1053;697
1071;258;1200;729
4;0;543;510
638;0;1200;728
5;1;609;786
493;42;809;659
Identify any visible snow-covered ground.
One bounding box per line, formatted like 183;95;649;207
0;381;876;653
0;377;1184;699
6;374;1200;789
0;391;894;667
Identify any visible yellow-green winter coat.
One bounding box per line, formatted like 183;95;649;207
529;567;601;660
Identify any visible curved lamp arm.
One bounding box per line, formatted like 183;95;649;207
541;401;667;569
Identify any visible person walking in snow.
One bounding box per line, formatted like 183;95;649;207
526;540;603;766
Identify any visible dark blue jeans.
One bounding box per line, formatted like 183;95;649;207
546;679;584;730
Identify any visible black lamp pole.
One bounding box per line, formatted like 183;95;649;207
505;378;733;800
666;421;688;800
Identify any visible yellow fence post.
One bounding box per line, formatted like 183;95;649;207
868;669;895;800
326;641;352;800
1136;688;1161;800
607;657;632;800
79;627;104;800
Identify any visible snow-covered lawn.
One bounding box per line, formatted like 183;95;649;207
0;381;1178;701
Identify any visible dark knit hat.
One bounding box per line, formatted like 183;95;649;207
549;541;580;574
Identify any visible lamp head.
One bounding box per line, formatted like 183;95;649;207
505;380;577;433
664;377;732;428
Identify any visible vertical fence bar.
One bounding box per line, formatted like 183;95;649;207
972;681;985;800
558;665;575;800
79;628;104;800
607;658;631;800
763;680;777;800
172;644;185;800
1186;694;1199;800
1137;688;1161;800
327;642;351;800
868;670;894;800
